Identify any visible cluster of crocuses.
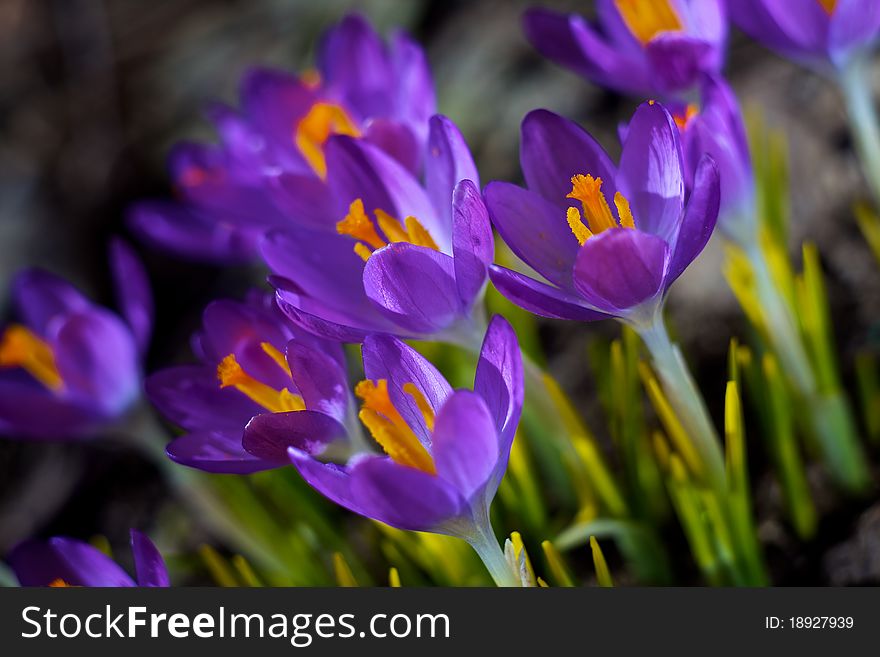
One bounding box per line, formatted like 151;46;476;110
2;3;878;587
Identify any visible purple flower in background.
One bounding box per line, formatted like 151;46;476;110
730;0;880;71
523;0;726;97
672;75;755;242
8;530;169;587
147;292;352;474
0;240;150;439
128;13;436;263
262;116;493;346
244;316;522;540
486;101;720;327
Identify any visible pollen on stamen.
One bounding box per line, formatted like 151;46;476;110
614;192;636;229
403;382;435;432
217;354;247;388
337;199;386;250
566;207;593;246
614;0;683;46
0;324;63;391
295;101;361;179
567;174;617;234
261;342;291;376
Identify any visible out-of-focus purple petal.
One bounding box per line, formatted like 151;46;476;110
425;115;479;230
729;0;829;60
432;390;499;500
0;378;99;439
363;244;462;335
146;366;259;433
573;228;668;314
830;0;880;65
362;119;421;176
617;102;684;242
488;265;611;322
645;33;713;92
665;155;720;285
243;410;347;462
265;173;335;230
166;429;281;474
484;181;579;290
452;180;493;308
108;238;153;356
9;538;135;587
11;269;90;336
127;201;258;263
52;309;140;416
388;30;436;137
286;341;349;423
520;109;617;209
362;334;452;445
239;67;315;151
130;530;169;587
350;457;464;531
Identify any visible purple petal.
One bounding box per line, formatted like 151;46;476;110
288;447;364;516
830;0;880;65
520;109;617;210
108;238;153;356
130;530;169;587
166;429;281;474
484;181;579;290
285;341;350;423
362;334;453;445
243;410;347;462
127;201;258;264
274;286;391;343
362;119;421;175
573;229;669;314
239;67;315;151
52;309;140;416
11;269;90;336
488;265;611;322
665;155;720;285
146;365;260;433
9;538;134;587
349;457;464;531
474;315;524;445
452;180;493;308
729;0;829;59
363;244;462;335
265;172;335;230
0;378;99;439
645;33;714;93
425;115;479;230
432;390;499;500
324;137;447;249
388;29;436;138
617;102;685;242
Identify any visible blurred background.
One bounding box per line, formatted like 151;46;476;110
1;0;878;585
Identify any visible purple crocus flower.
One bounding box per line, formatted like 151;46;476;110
8;530;169;587
262;115;493;347
147;291;352;474
128;13;435;263
243;316;523;585
729;0;880;71
486;101;719;327
0;240;151;439
523;0;727;98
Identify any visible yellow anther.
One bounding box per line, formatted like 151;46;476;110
614;192;636;229
817;0;837;14
356;379;436;474
566;207;593;246
217;354;304;413
260;341;291;376
337;199;387;249
295;101;361;179
673;104;699;130
0;324;63;391
403;382;435;432
566;175;618;233
338;199;440;261
614;0;683;45
48;579;72;587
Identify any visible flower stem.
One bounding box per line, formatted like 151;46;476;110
461;511;519;587
637;317;727;492
839;55;880;206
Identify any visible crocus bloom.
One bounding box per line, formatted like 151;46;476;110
243;316;522;581
523;0;726;98
486;101;719;328
729;0;880;71
128;13;435;263
0;240;150;439
147;292;351;474
8;530;169;587
262;115;493;346
671;75;755;243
